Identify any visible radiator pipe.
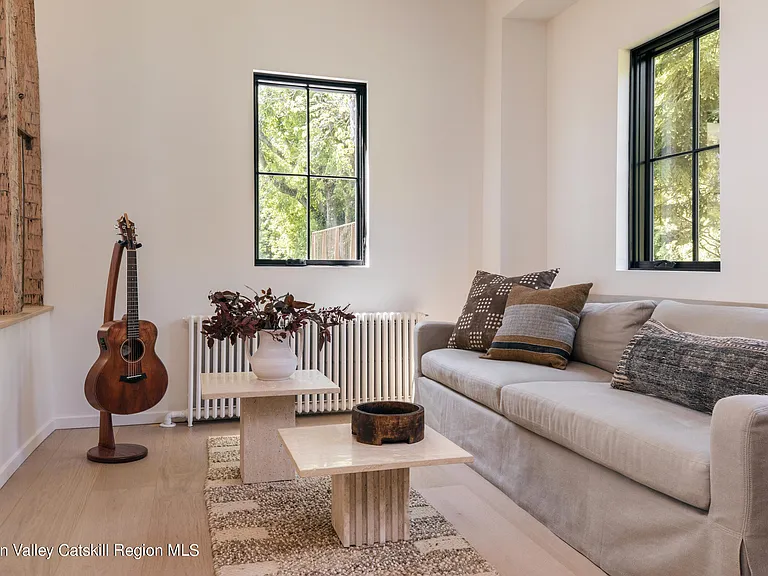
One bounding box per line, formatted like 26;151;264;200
160;410;188;428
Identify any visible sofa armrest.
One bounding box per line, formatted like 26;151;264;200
710;395;768;572
413;321;455;378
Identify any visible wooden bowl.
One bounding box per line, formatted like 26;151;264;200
351;401;425;445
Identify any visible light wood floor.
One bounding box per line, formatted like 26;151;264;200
0;415;605;576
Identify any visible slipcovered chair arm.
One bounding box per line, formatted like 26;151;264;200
413;321;455;378
710;395;768;573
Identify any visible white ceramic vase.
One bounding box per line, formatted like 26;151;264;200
249;330;297;381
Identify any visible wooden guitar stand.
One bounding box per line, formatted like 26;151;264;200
86;242;148;464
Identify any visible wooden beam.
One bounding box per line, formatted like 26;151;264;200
0;0;43;315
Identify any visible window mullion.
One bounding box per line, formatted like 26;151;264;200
692;36;700;261
356;88;364;261
255;82;261;261
645;56;655;262
306;87;311;261
651;143;718;162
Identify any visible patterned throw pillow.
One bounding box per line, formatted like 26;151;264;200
483;283;593;369
612;319;768;414
448;269;559;352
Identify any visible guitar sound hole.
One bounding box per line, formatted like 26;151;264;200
120;339;145;363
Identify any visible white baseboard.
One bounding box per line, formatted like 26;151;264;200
0;411;179;489
54;410;170;430
0;418;57;489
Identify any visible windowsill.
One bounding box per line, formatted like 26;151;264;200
627;263;720;272
621;268;721;274
0;305;54;330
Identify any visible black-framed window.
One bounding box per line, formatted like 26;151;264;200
254;72;367;266
629;10;720;271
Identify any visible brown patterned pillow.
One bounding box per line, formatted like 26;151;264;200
448;269;560;352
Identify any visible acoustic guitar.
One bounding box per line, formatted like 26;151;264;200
85;215;168;416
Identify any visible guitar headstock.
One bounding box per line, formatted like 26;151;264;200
115;213;141;249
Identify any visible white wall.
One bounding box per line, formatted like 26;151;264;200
483;0;525;273
0;313;55;486
484;0;575;276
500;18;548;275
547;0;768;303
35;0;485;422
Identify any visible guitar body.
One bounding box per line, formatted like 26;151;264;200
85;318;168;415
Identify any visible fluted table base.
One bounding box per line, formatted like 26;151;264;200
331;468;410;547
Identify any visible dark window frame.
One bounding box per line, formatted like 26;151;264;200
628;9;720;272
254;71;368;267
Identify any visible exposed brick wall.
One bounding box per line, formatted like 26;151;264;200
0;0;42;314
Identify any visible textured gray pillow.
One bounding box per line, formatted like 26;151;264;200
612;319;768;414
572;300;657;373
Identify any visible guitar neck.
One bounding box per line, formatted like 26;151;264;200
126;249;140;338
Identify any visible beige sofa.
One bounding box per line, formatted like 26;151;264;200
414;299;768;576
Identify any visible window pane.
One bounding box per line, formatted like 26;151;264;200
653;42;693;157
699;30;720;147
698;148;720;261
258;85;307;174
653;155;693;261
309;178;357;260
258;175;307;260
310;90;356;177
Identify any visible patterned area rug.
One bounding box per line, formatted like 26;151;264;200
205;435;498;576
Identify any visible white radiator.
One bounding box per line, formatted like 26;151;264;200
179;312;426;426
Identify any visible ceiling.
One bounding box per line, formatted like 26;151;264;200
505;0;579;20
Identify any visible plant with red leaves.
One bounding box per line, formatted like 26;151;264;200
201;287;355;350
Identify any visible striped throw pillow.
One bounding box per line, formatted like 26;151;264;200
483;283;593;369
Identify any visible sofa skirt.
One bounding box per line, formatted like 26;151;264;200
415;376;745;576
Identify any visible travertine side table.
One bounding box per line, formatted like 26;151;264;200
201;370;339;484
279;423;473;547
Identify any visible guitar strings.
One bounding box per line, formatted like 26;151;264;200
121;221;139;379
128;246;136;378
131;247;136;377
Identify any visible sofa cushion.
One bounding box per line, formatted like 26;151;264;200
499;380;712;509
421;348;611;413
573;300;657;372
652;299;768;339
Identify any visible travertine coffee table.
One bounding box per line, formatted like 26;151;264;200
201;370;339;484
278;423;473;547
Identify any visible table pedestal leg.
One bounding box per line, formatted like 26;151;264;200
332;468;410;547
240;396;296;484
